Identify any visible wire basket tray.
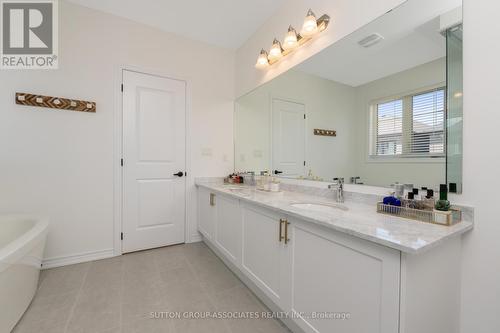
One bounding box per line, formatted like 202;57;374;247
377;202;461;226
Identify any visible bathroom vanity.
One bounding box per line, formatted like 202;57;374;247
196;180;472;333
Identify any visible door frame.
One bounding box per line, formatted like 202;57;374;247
269;95;307;177
113;65;192;256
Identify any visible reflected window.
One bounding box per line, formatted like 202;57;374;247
376;99;403;156
371;87;445;158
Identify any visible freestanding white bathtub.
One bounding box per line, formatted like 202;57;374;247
0;215;48;332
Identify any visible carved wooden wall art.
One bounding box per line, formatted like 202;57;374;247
15;93;96;113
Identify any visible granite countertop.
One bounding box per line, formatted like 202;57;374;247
196;180;473;254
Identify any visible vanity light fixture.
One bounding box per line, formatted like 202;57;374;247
268;38;284;62
283;26;299;50
254;9;330;69
301;9;319;37
255;49;270;68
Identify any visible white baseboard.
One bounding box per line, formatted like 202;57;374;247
188;232;202;243
42;248;116;269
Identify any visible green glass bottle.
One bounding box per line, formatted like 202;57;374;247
435;184;451;211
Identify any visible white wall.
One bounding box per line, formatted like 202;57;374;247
354;58;446;187
0;1;234;264
459;1;500;331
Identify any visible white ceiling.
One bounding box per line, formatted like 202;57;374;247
66;0;287;49
296;2;451;87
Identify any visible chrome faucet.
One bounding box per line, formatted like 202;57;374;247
350;176;363;185
328;177;344;203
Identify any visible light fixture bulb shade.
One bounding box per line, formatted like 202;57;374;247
301;9;318;36
283;26;298;50
268;38;283;61
255;49;269;69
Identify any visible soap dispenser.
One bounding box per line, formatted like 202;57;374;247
435;184;450;211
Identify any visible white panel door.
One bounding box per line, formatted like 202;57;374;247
122;70;186;253
272;99;305;177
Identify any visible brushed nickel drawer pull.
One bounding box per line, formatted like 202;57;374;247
284;219;290;244
209;193;216;206
279;219;285;242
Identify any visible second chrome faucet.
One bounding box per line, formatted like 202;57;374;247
328;177;345;203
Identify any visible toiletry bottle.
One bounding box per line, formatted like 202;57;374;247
404;184;413;200
393;183;404;199
422;188;435;210
263;171;271;191
257;172;265;190
435;184;451;211
405;192;416;209
270;178;280;192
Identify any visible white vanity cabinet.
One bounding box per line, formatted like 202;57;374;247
213;194;241;265
240;203;292;311
197;187;216;240
198;188;241;265
287;218;400;333
197;186;463;333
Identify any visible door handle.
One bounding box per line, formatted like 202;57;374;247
274;170;283;175
173;171;184;177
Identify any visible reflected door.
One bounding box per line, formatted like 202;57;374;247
122;70;186;253
272;99;305;177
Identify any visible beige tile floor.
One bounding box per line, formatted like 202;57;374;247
13;242;291;333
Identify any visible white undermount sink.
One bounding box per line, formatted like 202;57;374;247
290;203;348;215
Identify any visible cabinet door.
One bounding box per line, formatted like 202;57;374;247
214;195;241;265
197;187;215;240
289;219;400;333
240;204;291;309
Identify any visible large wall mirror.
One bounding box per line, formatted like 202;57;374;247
235;0;463;193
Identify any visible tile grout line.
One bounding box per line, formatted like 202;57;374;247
63;264;91;333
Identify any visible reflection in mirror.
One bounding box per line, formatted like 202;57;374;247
235;0;463;192
446;24;463;193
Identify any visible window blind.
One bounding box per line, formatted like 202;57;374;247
371;87;446;158
376;99;403;156
409;89;445;155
